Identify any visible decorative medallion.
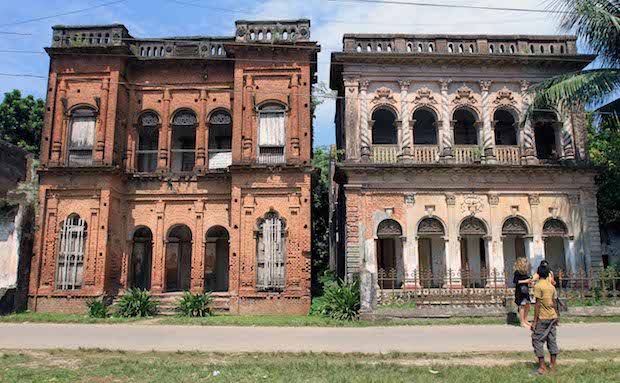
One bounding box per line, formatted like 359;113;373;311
488;194;499;206
210;112;232;125
404;194;415;205
377;219;402;237
461;194;483;215
493;87;517;107
460;216;487;235
371;86;397;104
445;194;456;206
413;87;438;105
418;217;444;235
502;217;528;236
543;219;568;236
451;85;477;105
528;193;540;206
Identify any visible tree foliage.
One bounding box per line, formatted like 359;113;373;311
0;90;44;154
525;0;620;118
312;146;331;293
589;113;620;225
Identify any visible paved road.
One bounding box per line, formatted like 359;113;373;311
0;322;618;353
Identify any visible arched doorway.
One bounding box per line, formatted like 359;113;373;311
417;217;445;288
459;216;487;287
376;219;403;288
533;110;560;161
502;217;529;287
205;226;230;292
165;224;192;291
130;227;153;290
493;109;518;145
543;218;569;276
412;108;438;145
453;108;479;145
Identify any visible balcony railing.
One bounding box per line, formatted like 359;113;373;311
495;145;521;165
412;145;440;164
454;145;481;164
257;146;285;165
372;145;398;163
208;150;232;169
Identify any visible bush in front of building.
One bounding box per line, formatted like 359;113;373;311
176;291;213;317
311;276;361;321
115;288;159;317
85;297;110;318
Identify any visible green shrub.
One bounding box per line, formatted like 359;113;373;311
176;291;213;317
312;278;361;321
85;297;109;318
115;288;158;317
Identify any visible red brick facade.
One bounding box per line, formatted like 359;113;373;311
29;20;318;315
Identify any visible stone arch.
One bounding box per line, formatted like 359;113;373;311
371;106;398;145
453;107;480;145
542;218;569;237
134;109;161;126
205;225;230;292
170;107;199;125
412;107;439;145
68;103;98;115
459;216;488;236
493;108;519;146
416;217;445;236
501;216;530;236
377;218;403;238
256;99;288;111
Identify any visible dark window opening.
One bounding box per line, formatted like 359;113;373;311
413;109;438;145
494;109;517;145
453;108;478;145
372;108;397;145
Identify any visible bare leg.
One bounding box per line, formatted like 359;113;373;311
538;356;546;374
550;354;557;374
524;302;532;327
519;305;526;326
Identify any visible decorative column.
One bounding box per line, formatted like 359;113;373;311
359;80;371;161
480;80;496;164
290;74;301;159
94;78;109;165
528;193;545;271
440;80;454;162
50;79;67;165
520;81;538;164
344;77;361;161
560;105;576;162
403;194;419;289
398;80;412;161
444;194;461;287
151;200;165;293
158;89;171;172
195;89;208;171
191;200;205;292
487;194;505;286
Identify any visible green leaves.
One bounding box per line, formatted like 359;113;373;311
85;296;110;318
176;291;214;317
115;288;159;317
311;278;361;321
0;89;44;154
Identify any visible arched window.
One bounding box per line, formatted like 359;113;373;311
413;108;438;145
56;214;86;290
208;110;232;169
68;107;96;166
371;108;397;145
258;103;286;164
205;226;230;292
532;110;559;160
543;218;568;237
417;217;444;236
453;108;478;145
165;224;192;291
460;216;487;236
376;219;404;288
256;211;286;290
137;112;159;172
448;43;454;53
502;217;528;236
170;110;197;172
459;216;487;285
494;109;517;145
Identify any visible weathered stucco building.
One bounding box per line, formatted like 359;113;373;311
30;20;318;314
330;34;602;301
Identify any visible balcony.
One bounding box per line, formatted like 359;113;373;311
495;145;521;165
454;145;481;164
412;145;440;164
257;147;285;165
372;145;398;163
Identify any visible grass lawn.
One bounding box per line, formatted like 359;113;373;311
0;312;146;324
1;349;619;382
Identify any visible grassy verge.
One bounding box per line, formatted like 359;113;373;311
3;312;620;326
0;312;146;324
1;348;619;382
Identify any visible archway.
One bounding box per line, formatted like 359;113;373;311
130;227;153;290
533;110;559;160
459;216;487;287
205;226;230;292
501;217;529;287
494;109;518;145
376;219;403;288
413;108;438;145
453;108;479;145
165;224;192;291
417;217;445;288
371;108;398;145
543;218;568;276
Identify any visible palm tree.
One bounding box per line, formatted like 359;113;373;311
527;0;620;117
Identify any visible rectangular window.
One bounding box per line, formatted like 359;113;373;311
68;115;96;166
256;215;286;290
258;108;285;164
56;216;86;290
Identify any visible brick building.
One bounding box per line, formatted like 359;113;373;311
330;34;602;308
29;20;319;314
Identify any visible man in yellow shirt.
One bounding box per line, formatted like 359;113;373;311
530;265;559;375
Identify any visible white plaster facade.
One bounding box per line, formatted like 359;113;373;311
330;34;602;297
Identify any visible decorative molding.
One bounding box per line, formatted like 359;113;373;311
404;194;415;205
488;194;499;206
418;217;445;235
461;194;484;215
451;85;477;105
413;87;438;105
493;87;517;107
445;194;456;206
371;86;397;104
460;216;487;235
520;80;530;93
359;80;370;91
479;80;492;92
543;218;568;236
502;217;528;235
377;219;402;237
399;80;411;91
440;79;451;93
528;193;540;206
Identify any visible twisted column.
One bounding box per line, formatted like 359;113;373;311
520;80;537;164
398;80;412;161
561;105;576;161
360;80;370;161
440;80;454;161
480;80;495;163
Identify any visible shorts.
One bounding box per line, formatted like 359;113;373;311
518;297;532;306
532;319;559;357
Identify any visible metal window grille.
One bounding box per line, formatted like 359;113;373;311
55;215;86;290
257;214;286;290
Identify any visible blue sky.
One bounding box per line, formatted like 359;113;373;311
0;0;573;147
